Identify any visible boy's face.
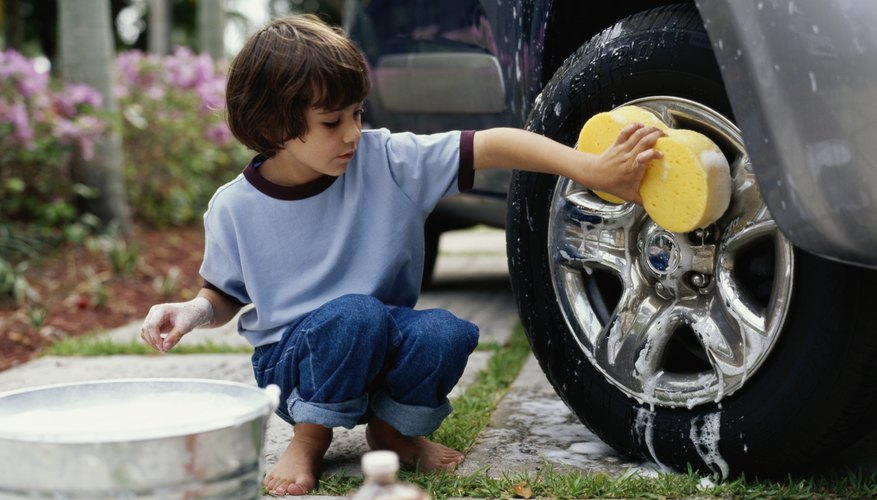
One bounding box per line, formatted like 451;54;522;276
275;103;363;183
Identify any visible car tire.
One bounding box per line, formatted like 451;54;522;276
507;3;877;478
422;214;441;290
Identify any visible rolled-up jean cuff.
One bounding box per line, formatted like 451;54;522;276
371;392;451;436
288;388;367;429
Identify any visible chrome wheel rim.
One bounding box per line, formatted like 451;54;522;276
548;96;794;408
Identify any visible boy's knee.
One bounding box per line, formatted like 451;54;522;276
312;294;393;347
332;293;385;318
419;310;479;356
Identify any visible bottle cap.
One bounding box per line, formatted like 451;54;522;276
361;450;400;476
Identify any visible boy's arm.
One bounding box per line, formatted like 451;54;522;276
141;287;243;352
472;125;663;204
199;287;243;328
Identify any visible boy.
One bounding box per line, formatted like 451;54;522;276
140;14;662;497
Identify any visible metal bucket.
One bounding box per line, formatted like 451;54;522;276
0;378;279;499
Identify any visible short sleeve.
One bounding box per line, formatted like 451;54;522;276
199;207;251;306
383;130;474;213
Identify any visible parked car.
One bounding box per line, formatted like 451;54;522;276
345;0;877;478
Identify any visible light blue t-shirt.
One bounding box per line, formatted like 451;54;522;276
200;128;475;347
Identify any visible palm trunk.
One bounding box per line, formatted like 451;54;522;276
57;0;132;233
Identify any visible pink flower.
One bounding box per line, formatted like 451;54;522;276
204;122;232;145
0;50;49;98
55;84;103;117
162;47;203;88
145;85;166;100
6;101;33;145
115;50;144;86
197;78;226;112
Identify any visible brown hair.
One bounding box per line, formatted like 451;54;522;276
225;14;370;157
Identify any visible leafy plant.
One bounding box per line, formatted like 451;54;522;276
116;48;249;227
0;51;111;265
0;50;107;229
0;256;36;304
108;237;139;276
153;265;181;299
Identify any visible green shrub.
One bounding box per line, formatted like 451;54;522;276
116;48;250;227
0;49;107;258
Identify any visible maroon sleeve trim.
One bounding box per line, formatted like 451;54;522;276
457;130;475;192
202;280;246;307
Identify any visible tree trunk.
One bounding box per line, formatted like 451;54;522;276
57;0;132;233
3;0;23;51
198;0;225;60
147;0;172;54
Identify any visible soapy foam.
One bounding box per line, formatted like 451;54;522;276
0;391;257;442
633;406;670;471
689;412;730;479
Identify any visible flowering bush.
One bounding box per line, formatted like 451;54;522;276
0;47;248;257
116;47;248;226
0;49;107;229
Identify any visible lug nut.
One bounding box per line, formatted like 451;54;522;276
691;227;713;245
654;281;672;298
690;273;711;288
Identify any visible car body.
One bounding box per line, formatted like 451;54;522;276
346;0;877;268
695;0;877;267
345;0;877;478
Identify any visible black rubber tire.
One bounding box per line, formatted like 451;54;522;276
507;3;877;478
421;214;441;290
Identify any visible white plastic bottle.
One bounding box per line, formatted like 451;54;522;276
349;451;431;500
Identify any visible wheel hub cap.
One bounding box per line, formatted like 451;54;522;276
644;231;679;275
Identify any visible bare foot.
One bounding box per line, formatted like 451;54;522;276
263;423;332;496
365;417;464;472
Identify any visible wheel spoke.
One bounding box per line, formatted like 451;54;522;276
596;286;674;389
551;192;639;275
688;299;747;388
716;220;779;332
725;157;771;228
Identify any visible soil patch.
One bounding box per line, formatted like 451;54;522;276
0;225;205;372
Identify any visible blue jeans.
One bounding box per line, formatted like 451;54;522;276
251;294;479;436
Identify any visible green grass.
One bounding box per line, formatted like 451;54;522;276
44;335;251;356
47;325;877;499
321;465;877;499
429;327;532;452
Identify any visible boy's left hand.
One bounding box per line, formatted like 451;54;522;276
141;297;213;352
590;123;664;204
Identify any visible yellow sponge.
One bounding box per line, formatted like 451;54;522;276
577;105;732;233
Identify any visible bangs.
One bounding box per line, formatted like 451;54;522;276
309;52;370;111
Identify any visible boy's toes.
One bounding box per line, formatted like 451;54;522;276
284;482;311;496
268;480;311;496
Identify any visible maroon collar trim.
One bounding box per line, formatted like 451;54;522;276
243;155;337;200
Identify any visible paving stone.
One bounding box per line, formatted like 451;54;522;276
458;354;647;479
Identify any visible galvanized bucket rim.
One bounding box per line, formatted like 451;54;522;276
0;377;275;444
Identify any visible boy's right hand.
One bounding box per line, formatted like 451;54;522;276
590;123;664;204
141;296;214;352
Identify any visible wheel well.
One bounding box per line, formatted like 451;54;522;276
541;0;696;88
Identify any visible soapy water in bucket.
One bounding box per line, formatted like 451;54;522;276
0;390;259;442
